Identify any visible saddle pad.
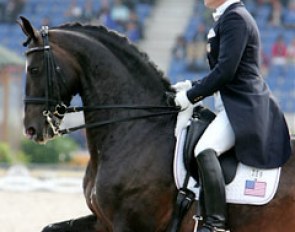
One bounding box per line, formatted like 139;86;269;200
174;130;281;205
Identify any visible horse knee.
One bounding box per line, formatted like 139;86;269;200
41;215;98;232
41;222;71;232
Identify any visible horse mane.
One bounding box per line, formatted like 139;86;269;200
53;22;173;91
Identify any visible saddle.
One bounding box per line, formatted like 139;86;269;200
167;106;281;232
166;106;238;232
183;106;238;185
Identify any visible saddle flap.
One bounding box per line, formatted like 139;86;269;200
183;106;216;181
183;106;238;185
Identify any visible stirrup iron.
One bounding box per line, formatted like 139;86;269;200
193;215;202;232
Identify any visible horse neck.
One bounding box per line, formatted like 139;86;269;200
54;28;175;137
53;28;176;175
57;28;171;109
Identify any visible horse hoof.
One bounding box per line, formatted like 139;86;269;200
41;222;71;232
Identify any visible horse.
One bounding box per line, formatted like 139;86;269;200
18;16;295;232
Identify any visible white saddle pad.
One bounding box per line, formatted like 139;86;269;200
174;129;281;205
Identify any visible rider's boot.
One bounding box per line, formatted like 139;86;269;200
195;149;228;232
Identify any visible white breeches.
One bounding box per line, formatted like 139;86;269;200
194;109;235;157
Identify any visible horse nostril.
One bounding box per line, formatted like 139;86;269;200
26;127;36;139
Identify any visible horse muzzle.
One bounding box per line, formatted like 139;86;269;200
24;117;57;144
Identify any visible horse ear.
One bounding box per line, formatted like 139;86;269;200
17;16;38;46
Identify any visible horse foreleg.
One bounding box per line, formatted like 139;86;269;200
84;160;113;232
41;214;100;232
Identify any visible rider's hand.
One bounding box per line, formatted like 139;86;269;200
174;91;192;110
172;80;192;92
174;91;194;137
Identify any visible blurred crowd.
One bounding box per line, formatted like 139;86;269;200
0;0;157;43
63;0;156;43
0;0;26;23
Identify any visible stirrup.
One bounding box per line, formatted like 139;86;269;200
204;225;230;232
192;215;202;232
192;217;230;232
211;227;230;232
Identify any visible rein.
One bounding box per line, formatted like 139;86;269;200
24;26;180;135
59;106;179;135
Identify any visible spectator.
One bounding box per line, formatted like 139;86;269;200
111;0;130;31
81;0;95;23
4;0;26;23
268;0;283;27
65;0;82;22
96;0;117;29
283;0;295;28
287;37;295;64
139;0;157;6
171;35;187;60
128;10;144;39
261;49;271;76
186;23;208;72
242;0;256;15
0;0;6;22
125;21;140;42
280;0;290;7
123;0;137;10
271;34;288;66
249;0;270;21
41;16;52;27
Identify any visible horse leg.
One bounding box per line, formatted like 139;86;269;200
41;214;101;232
42;160;112;232
84;159;113;232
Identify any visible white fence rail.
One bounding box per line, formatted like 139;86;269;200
0;165;83;193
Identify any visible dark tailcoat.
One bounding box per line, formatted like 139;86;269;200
187;2;292;168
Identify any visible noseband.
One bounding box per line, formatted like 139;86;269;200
24;26;180;136
24;26;68;135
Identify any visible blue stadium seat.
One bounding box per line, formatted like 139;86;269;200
168;58;187;84
283;9;295;26
136;3;152;23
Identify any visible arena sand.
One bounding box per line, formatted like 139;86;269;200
0;191;91;232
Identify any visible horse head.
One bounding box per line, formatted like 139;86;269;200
18;16;80;143
18;16;176;145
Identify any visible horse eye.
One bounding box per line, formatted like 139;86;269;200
29;67;39;75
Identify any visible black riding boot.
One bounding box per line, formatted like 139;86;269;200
196;149;227;232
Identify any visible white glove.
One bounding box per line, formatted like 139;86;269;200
172;80;192;92
174;91;194;137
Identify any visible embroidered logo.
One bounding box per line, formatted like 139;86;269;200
244;179;267;197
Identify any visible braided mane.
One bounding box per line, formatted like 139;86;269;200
53;22;172;90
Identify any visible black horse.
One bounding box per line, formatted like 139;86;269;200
19;16;295;232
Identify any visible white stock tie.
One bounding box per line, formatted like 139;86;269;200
212;11;222;21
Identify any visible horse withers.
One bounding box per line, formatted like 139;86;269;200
18;16;295;232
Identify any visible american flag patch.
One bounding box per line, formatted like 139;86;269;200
244;180;267;197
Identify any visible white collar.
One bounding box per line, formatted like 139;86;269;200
212;0;240;21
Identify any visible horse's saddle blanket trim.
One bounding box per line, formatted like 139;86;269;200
173;130;281;205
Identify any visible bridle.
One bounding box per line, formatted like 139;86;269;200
25;26;69;135
24;26;180;136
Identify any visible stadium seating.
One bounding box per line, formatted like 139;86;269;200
0;0;153;54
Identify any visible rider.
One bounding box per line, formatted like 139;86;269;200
173;0;292;231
